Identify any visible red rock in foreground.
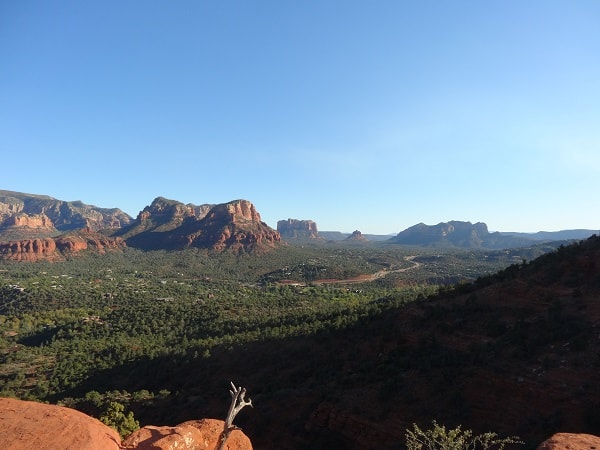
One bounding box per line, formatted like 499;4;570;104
537;433;600;450
122;418;253;450
0;398;253;450
0;397;121;450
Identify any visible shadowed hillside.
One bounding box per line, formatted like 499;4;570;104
58;235;600;449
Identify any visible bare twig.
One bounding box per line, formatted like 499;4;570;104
217;381;253;450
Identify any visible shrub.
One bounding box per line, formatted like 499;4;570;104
406;420;523;450
99;401;139;438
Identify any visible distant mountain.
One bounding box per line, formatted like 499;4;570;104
500;229;598;241
345;230;368;242
388;220;554;249
389;221;599;249
114;197;281;253
277;218;322;241
0;189;132;239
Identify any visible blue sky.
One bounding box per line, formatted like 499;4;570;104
1;1;599;234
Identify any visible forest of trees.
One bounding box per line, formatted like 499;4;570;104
0;240;571;442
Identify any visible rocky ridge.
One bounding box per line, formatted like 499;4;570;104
0;192;281;256
0;190;132;236
116;197;281;253
388;220;537;249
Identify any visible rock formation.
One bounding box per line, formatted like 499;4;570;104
122;419;253;449
0;229;126;261
388;220;535;249
277;218;321;240
119;198;280;253
537;433;600;450
345;230;368;242
0;397;253;450
188;200;281;252
0;190;132;236
0;397;121;450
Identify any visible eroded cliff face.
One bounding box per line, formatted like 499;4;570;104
121;198;281;253
0;190;132;234
189;200;281;252
4;213;55;229
0;229;126;261
277;218;321;240
0;238;58;261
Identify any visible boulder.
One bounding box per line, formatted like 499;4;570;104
0;397;121;450
122;418;253;450
537;433;600;450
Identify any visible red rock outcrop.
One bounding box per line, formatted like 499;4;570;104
0;398;253;450
537;433;600;450
121;198;281;253
122;418;253;450
136;197;197;225
0;397;121;450
277;218;321;240
4;212;55;230
191;200;281;252
0;230;126;261
345;230;368;242
0;238;58;261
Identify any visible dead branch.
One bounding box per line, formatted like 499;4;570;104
217;381;253;450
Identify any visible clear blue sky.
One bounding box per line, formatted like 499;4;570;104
1;1;599;234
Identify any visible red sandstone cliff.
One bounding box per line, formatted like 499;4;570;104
119;198;280;253
277;218;321;240
0;229;126;261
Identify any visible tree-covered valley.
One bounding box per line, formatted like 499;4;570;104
1;238;598;449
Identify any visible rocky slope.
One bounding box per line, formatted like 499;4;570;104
0;190;132;238
0;397;253;450
116;197;280;253
83;236;600;449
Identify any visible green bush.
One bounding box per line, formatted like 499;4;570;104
406;421;523;450
99;401;140;438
